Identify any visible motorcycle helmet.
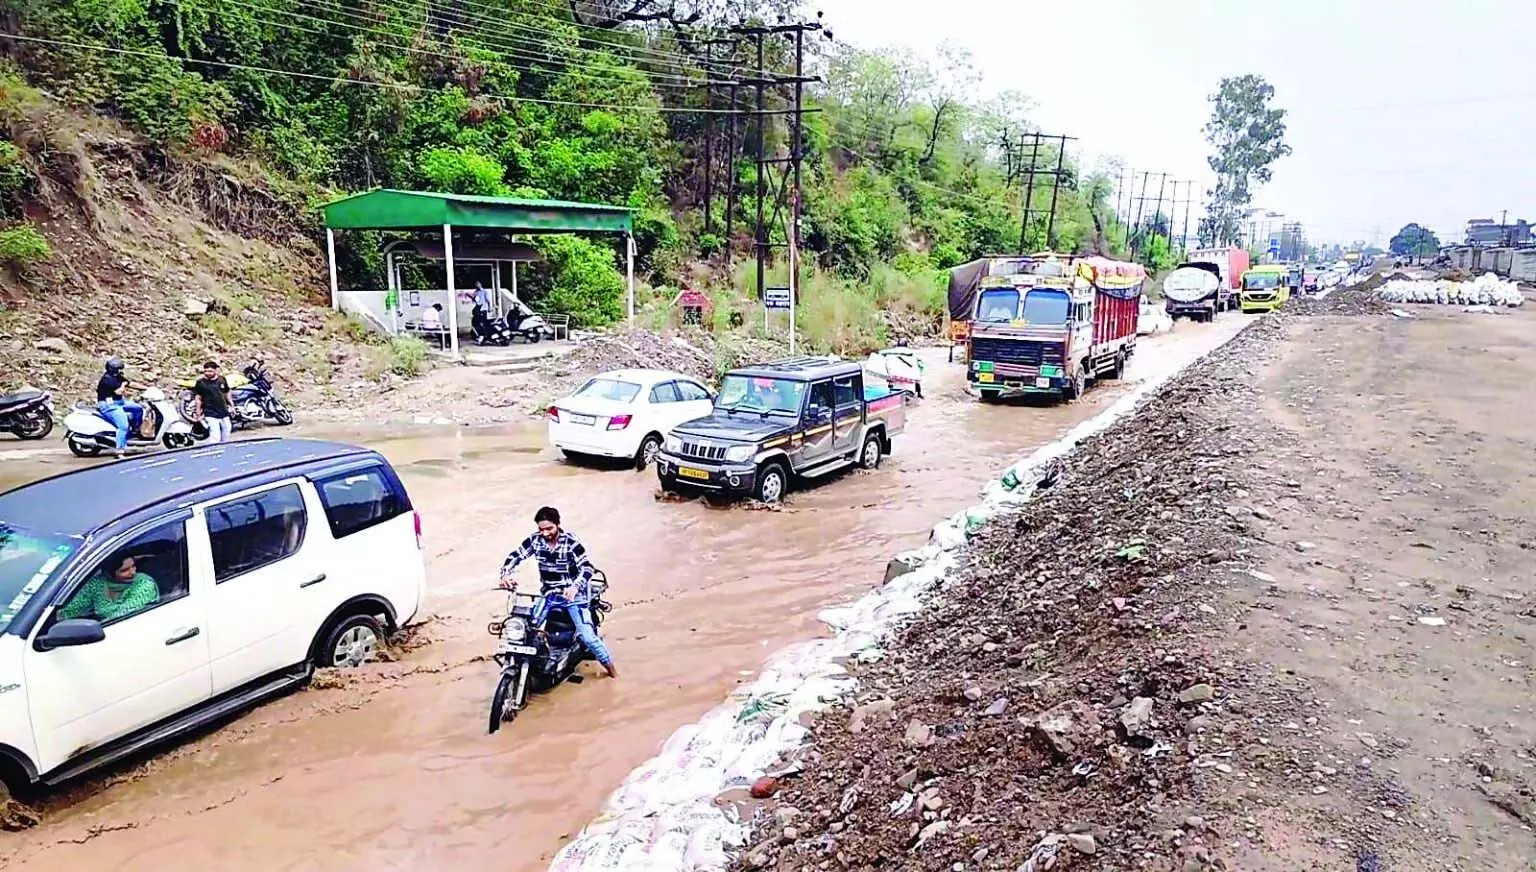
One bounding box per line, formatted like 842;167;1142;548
105;357;125;373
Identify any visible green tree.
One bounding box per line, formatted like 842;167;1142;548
1199;75;1291;247
1389;223;1440;258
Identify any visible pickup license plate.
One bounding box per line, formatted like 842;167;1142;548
568;413;596;426
678;466;710;480
501;644;537;656
1035;377;1051;388
977;373;994;383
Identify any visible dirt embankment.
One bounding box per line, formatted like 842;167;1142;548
728;303;1536;870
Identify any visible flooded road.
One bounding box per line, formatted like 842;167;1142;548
0;317;1250;870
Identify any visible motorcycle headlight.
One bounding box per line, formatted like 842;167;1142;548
724;444;755;463
502;616;529;642
664;434;683;453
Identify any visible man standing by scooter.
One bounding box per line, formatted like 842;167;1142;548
191;360;234;444
96;357;141;458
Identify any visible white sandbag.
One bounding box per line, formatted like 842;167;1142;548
1377;272;1524;307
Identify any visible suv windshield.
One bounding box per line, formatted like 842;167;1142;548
0;524;79;633
1243;273;1281;289
1020;289;1071;324
574;378;640;403
715;375;806;415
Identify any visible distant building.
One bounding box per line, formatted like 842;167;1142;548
1465;218;1531;246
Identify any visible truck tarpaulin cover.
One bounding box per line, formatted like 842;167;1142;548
947;257;1033;321
1077;257;1146;300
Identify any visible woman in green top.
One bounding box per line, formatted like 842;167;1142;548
58;555;159;622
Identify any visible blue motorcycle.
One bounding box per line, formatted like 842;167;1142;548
177;360;293;431
487;569;611;733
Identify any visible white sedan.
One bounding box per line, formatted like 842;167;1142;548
547;369;715;467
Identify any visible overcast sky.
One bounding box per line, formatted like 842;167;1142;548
815;0;1534;246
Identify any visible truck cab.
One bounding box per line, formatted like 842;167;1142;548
1239;264;1291;312
654;358;906;503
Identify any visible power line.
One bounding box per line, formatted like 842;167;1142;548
0;31;776;115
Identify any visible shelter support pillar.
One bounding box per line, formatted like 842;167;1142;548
626;233;635;324
443;223;460;359
326;229;339;311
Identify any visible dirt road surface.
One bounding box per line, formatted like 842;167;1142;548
0;318;1249;871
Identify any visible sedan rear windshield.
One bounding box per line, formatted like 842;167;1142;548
0;524;79;633
573;378;640;403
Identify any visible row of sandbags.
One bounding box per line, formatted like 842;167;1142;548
1377;273;1524;307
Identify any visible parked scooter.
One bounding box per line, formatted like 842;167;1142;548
63;387;198;457
486;569;611;733
504;298;553;344
0;387;54;440
177;360;293;429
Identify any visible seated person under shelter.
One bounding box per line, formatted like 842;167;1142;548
58;553;160;622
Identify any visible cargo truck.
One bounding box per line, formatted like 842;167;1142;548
966;255;1145;402
1162;262;1225;322
1183;246;1250;312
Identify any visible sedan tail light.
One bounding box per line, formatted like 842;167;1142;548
547;405;560;422
606;414;632;431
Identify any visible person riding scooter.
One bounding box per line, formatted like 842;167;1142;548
96;357;142;458
497;506;618;679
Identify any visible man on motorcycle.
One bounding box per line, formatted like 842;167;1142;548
96;357;142;457
497;506;618;679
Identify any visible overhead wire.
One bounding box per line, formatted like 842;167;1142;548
0;31;767;115
217;0;747;89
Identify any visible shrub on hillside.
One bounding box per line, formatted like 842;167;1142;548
533;235;624;326
0;223;51;266
417;146;508;196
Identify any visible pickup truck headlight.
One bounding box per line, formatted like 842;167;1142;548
664;434;683;453
724;444;755;463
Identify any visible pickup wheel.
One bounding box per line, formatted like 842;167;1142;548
859;432;883;470
755;462;788;503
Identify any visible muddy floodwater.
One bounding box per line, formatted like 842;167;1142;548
0;318;1249;870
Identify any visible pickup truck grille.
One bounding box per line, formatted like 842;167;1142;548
970;337;1065;367
680;441;727;461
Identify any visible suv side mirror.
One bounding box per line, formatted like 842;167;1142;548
36;618;106;652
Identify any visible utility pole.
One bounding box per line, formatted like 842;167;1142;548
753;29;766;304
1018;132;1041;253
699;37;735;237
1114;167;1126;250
1044;134;1071;250
724;79;739;264
1180;181;1193;257
1130;171;1150;258
1149;173;1168;259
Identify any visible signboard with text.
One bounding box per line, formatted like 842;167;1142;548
763;287;792;311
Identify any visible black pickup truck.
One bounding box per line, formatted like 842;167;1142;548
654;357;907;502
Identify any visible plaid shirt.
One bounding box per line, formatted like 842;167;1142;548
500;530;595;599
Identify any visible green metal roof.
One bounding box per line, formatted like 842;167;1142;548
321;189;633;234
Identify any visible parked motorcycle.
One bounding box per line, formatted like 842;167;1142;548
0;387;54;440
177;360;294;429
63;387;198;457
486;569;611;733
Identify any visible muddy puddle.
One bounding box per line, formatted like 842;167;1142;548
0;318;1250;871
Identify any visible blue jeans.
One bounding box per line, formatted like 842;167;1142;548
533;595;612;667
97;399;143;450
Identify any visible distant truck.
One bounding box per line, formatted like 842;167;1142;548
1162;262;1225;322
1239;263;1291;312
1184;246;1250;311
966;255;1145;402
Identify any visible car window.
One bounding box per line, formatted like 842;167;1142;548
207;484;307;582
833;376;859;408
316;467;406;539
808;381;834;414
648;381;681;404
574;378;640;403
53;519;188;627
0;524;79;633
676;381;710;402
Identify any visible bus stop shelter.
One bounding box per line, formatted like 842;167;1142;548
321;189;635;358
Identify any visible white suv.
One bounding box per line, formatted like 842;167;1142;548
0;438;426;796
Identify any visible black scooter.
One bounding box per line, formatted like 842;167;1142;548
486;569;611;733
0;388;53;440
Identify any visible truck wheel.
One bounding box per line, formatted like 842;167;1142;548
1105;352;1126;381
859;432;883;470
1063;369;1086;401
755;462;788;503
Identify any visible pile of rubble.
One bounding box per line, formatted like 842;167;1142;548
726;321;1389;871
545;329;719;385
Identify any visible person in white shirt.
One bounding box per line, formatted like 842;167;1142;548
420;303;444;330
